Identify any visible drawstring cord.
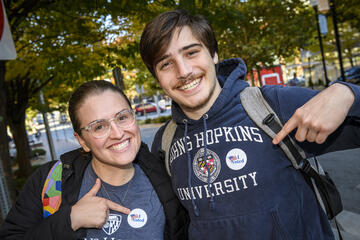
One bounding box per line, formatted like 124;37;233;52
203;114;215;211
183;114;216;217
184;119;199;217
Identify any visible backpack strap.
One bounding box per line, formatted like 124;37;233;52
240;87;343;220
240;87;328;207
41;160;62;218
240;87;306;169
161;120;177;176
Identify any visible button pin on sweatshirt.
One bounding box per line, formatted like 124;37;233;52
226;148;247;170
127;208;147;228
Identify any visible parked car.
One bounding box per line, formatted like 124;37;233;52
135;103;165;116
334;66;360;85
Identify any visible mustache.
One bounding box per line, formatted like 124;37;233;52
178;73;202;82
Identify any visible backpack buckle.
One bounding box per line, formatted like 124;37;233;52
263;113;275;125
299;159;311;174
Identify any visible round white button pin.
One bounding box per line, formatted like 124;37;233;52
226;148;247;170
127;208;147;228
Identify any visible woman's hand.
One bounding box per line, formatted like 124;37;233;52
70;178;131;231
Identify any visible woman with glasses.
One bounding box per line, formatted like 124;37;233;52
0;80;188;240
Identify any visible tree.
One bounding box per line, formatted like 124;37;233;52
0;0;57;203
331;0;360;68
2;1;105;179
336;0;360;32
126;0;316;87
203;0;314;79
0;0;157;183
304;0;360;79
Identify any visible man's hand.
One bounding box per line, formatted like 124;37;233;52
70;178;131;231
273;83;354;145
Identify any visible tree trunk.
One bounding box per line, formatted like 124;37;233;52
0;60;16;203
349;57;353;67
346;48;354;67
0;118;16;200
9;114;32;178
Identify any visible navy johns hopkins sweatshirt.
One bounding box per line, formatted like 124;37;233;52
152;58;360;240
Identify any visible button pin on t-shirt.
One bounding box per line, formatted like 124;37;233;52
127;208;147;228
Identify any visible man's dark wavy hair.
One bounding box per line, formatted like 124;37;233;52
140;9;218;78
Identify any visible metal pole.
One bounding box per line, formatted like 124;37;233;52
41;112;56;161
314;6;329;87
40;91;56;161
329;0;345;80
140;95;147;119
308;57;314;89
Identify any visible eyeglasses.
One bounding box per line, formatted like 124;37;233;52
80;109;136;139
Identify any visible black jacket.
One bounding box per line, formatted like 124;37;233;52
0;142;189;240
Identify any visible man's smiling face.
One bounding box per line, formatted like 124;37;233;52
154;26;221;119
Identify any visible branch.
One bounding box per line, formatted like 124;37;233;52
16;30;105;54
7;0;57;32
30;75;54;96
16;34;71;53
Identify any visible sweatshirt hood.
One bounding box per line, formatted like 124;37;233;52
171;58;249;125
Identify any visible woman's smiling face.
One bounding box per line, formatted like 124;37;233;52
75;90;141;169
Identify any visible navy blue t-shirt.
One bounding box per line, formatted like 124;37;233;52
78;163;165;240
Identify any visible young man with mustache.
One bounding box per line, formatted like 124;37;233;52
140;9;360;239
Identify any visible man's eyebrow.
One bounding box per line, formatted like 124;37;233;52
181;43;202;52
156;54;171;66
155;43;203;67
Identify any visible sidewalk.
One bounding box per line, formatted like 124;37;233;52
42;137;80;163
333;210;360;240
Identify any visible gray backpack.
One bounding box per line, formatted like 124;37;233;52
160;87;342;224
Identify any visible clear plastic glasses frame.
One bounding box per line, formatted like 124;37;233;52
80;109;136;139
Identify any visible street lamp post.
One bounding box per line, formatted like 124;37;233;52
303;50;314;89
329;0;345;81
313;6;329;86
308;57;314;89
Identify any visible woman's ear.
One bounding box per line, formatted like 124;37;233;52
74;132;91;152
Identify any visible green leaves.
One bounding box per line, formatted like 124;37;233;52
3;0;359;111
